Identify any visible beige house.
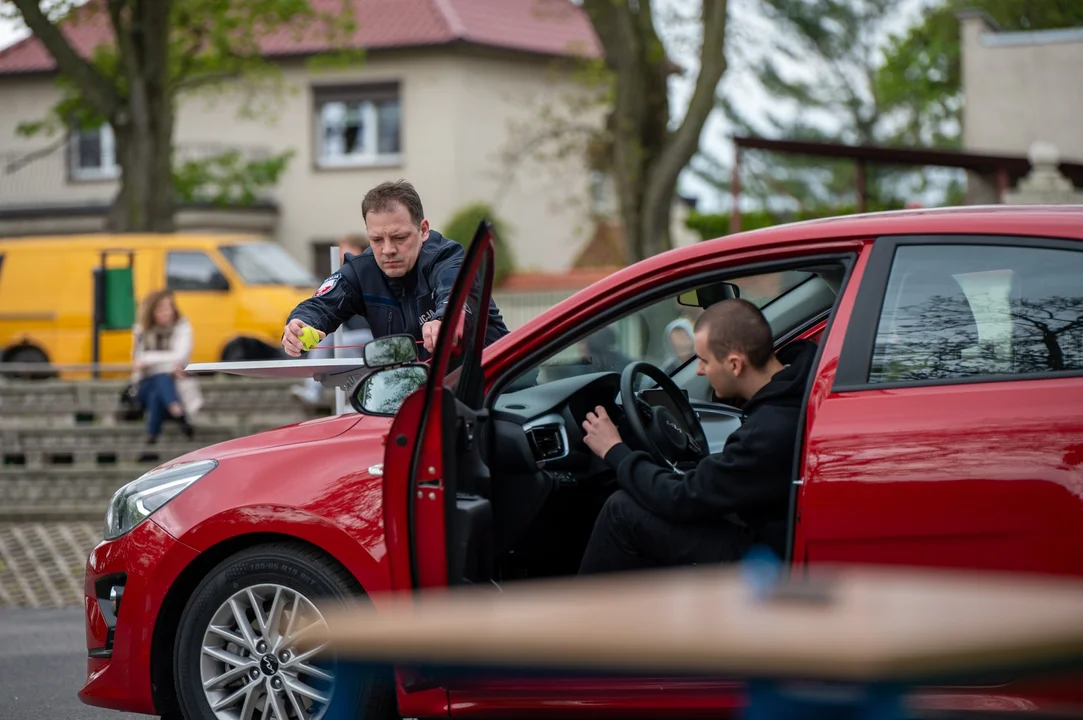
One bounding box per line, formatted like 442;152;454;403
959;10;1083;203
0;0;608;275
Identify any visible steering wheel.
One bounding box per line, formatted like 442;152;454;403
619;361;710;468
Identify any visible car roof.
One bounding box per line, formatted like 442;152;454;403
684;203;1083;258
604;204;1083;286
481;204;1083;362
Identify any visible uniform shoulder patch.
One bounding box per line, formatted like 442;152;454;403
315;273;341;297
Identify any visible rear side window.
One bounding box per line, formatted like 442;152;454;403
167;251;227;291
870;244;1083;383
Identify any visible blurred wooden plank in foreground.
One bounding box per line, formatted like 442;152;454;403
308;564;1083;683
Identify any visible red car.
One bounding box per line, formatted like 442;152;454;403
80;206;1083;719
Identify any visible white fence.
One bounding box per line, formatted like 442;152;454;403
492;290;580;331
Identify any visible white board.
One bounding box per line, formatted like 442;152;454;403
185;359;368;389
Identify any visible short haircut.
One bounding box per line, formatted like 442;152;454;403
339;233;369;253
693;298;774;369
362;179;425;225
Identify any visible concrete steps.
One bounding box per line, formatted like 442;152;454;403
0;377;338;521
0;376;330;428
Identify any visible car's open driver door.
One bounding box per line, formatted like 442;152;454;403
381;220;495;594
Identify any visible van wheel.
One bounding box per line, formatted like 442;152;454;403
221;338;284;363
221;340;249;363
3;346;53;380
174;543;399;720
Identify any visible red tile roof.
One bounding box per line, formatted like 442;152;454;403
0;0;600;76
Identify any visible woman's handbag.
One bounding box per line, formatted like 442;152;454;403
118;382;144;421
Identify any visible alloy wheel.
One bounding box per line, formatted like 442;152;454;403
199;583;334;720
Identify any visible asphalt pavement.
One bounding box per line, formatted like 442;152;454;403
0;606;148;720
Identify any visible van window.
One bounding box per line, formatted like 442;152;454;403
167;251;228;291
220;242;317;287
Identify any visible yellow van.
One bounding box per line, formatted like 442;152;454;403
0;233;317;376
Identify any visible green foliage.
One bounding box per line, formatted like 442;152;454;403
697;0;1083;215
172;149;295;206
12;0;359;133
168;0;359;90
7;0;358;226
685;199;906;241
876;0;1083;148
16;43;120;139
701;0;910;212
441;202;516;287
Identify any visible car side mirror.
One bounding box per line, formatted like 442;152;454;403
678;282;741;308
351;364;429;416
363;334;417;368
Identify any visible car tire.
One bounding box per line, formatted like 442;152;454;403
221;338;285;363
173;542;399;720
4;345;53;380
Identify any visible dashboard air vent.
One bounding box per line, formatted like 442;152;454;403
526;424;566;461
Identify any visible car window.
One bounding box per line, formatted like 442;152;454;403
504;269;833;395
219;242;317;287
734;270;813;307
670;271;838;401
522;297;700;387
166;251;227;291
870;244;1083;383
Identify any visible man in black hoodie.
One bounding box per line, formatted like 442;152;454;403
577;298;818;574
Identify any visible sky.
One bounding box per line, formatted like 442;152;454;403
0;0;930;213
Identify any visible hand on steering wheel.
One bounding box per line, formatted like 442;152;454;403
620;361;710;468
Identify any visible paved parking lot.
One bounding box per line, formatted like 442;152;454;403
0;522;100;608
0;524;146;718
0;606;144;719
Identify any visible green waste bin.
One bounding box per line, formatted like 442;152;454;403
102;265;135;330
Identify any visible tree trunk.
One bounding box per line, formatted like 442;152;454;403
584;0;728;265
106;0;174;232
109;99;174;232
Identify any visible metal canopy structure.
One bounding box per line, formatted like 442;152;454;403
728;135;1083;233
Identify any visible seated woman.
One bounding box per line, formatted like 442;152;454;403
131;289;203;444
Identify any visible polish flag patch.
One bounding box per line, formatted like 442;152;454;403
315;273;340;297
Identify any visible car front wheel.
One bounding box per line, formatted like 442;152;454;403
174;542;398;720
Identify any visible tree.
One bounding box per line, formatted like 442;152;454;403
581;0;728;262
694;0;910;213
875;0;1083;149
501;0;728;264
442;202;516;287
3;0;356;232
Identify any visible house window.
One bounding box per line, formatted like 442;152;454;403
311;241;335;278
314;83;401;168
70;123;119;180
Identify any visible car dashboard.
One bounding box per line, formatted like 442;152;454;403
489;371;743;479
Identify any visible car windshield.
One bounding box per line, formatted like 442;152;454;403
219;242;318;287
502;269;818;392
